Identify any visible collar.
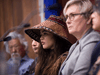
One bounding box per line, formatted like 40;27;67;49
21;54;29;61
79;27;93;43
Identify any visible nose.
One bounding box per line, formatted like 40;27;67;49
40;36;44;40
32;40;37;47
91;12;95;19
66;17;71;25
12;47;17;53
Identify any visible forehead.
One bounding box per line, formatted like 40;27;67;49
8;38;21;46
65;4;80;15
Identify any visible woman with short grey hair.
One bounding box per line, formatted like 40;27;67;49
58;0;100;75
63;0;93;18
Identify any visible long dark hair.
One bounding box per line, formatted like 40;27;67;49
35;31;72;75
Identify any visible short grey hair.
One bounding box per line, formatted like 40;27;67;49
4;31;28;54
63;0;93;18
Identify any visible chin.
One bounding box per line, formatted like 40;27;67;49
69;31;74;35
43;46;48;49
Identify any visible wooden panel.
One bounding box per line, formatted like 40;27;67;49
22;0;41;59
0;0;14;60
0;0;13;50
12;0;23;26
0;0;4;51
22;0;35;59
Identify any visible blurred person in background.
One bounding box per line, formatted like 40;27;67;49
4;31;34;75
23;31;42;75
58;0;100;75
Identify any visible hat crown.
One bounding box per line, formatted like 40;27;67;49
47;15;67;29
34;15;69;40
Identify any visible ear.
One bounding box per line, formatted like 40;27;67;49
87;17;92;25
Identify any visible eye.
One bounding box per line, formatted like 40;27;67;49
65;15;68;20
9;46;12;49
70;13;75;18
15;45;19;48
43;32;49;35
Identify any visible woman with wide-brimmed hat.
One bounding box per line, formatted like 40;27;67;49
25;15;76;75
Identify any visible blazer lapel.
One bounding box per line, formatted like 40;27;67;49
58;41;78;75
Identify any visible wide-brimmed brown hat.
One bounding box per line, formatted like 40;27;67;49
25;15;75;43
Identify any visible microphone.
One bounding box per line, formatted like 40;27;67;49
0;23;30;42
22;23;30;28
16;23;30;33
16;23;30;29
20;23;30;28
0;36;11;42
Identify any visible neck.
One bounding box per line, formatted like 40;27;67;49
74;26;91;40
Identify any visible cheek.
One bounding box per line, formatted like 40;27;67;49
44;40;54;49
18;47;26;55
92;18;100;30
32;45;34;49
93;23;100;31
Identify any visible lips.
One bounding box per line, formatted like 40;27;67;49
33;47;37;50
41;41;45;45
68;26;72;29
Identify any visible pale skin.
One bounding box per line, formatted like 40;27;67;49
8;38;26;58
40;30;55;50
65;4;91;40
91;11;100;31
31;39;41;55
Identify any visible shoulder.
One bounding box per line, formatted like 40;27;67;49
7;58;12;63
80;29;100;47
27;58;34;62
57;51;68;63
58;51;68;59
23;55;34;63
19;58;34;74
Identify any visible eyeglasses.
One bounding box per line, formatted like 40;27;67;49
65;13;86;21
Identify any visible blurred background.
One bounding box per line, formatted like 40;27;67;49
0;0;95;60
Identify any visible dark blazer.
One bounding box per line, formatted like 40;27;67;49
87;41;100;75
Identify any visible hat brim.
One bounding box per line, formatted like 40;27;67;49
25;29;41;42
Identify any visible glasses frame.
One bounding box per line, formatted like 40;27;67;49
65;13;86;21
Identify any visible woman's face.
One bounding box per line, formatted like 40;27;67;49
32;39;41;54
65;4;90;39
40;30;55;50
91;11;100;31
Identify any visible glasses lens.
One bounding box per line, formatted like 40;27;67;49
70;14;74;20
